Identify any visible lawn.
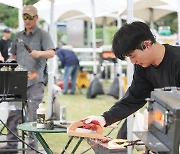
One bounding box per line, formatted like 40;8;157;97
42;86;119;154
41;81;143;154
0;80;143;154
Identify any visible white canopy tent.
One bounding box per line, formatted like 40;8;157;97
34;0;125;25
34;0;127;119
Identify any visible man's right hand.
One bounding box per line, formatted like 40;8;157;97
82;115;106;127
0;55;4;62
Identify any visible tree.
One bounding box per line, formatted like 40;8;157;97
0;0;39;28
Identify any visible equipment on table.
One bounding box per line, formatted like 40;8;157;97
134;87;180;154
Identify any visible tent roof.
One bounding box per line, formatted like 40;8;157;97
0;0;22;9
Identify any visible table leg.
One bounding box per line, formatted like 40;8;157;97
71;137;84;154
61;136;74;154
34;132;53;154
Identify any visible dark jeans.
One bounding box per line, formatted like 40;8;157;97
63;65;79;94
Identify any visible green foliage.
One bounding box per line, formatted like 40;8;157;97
0;4;18;28
92;26;117;45
24;0;39;5
104;26;118;45
156;12;177;33
0;0;39;28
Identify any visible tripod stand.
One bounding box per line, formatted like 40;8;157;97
0;104;42;154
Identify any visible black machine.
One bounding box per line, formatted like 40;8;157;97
0;62;29;154
0;62;27;102
135;87;180;154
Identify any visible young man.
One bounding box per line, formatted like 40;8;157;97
0;5;55;153
84;21;180;128
0;28;11;62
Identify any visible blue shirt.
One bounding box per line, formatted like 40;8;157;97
56;48;79;68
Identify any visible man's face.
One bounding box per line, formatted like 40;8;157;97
3;32;11;40
129;47;154;68
23;14;38;31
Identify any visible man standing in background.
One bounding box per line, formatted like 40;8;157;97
0;5;55;154
56;46;79;94
0;28;11;62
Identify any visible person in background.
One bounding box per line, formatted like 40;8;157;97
56;46;79;94
83;21;180;132
0;28;11;62
0;5;55;154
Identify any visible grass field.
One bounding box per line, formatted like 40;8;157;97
0;80;143;154
41;81;143;154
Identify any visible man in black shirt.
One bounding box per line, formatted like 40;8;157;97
0;29;11;62
83;21;180;128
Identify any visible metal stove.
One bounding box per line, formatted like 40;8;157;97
135;87;180;154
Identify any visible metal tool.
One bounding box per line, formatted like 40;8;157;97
17;38;42;67
17;38;32;53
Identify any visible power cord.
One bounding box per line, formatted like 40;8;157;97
0;119;43;154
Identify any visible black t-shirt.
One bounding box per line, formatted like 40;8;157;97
0;39;11;61
103;44;180;126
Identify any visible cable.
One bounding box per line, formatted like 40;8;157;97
0;119;43;154
0;71;7;102
3;70;11;101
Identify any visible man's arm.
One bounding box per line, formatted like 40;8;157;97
29;49;55;59
0;52;4;62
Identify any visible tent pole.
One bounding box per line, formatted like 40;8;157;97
178;0;180;43
149;8;154;30
117;9;123;99
47;0;55;119
127;0;134;154
91;0;97;75
18;0;24;31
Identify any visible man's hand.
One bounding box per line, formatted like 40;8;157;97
83;116;106;127
0;54;4;62
29;50;41;58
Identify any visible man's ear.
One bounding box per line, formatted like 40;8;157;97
143;40;152;49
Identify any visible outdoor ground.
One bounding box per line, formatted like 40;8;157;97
0;80;144;154
41;80;143;154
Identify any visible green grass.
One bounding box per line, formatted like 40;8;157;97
0;81;143;154
42;87;119;154
41;84;143;154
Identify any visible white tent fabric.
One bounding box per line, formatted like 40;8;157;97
122;0;169;22
34;0;126;24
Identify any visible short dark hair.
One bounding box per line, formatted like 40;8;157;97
112;21;156;60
